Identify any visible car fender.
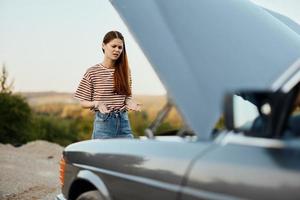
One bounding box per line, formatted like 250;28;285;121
76;170;112;200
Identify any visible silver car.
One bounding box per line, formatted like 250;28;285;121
56;0;300;199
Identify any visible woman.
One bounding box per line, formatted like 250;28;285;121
74;31;141;139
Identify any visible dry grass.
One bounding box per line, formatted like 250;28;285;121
23;92;183;127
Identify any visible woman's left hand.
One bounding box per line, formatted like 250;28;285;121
126;99;142;111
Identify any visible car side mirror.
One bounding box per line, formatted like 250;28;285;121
223;90;285;136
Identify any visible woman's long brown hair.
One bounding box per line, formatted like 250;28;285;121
102;31;131;96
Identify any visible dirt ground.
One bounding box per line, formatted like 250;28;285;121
0;140;64;200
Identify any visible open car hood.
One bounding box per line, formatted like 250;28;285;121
110;0;300;139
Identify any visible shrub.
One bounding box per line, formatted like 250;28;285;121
31;114;82;146
0;93;32;145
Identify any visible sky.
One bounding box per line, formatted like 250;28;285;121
0;0;300;95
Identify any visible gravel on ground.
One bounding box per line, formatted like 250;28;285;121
0;140;64;200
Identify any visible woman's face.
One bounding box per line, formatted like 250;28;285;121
102;38;123;61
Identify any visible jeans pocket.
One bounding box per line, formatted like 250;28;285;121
121;112;129;121
96;112;109;122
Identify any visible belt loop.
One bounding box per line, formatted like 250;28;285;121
110;108;124;118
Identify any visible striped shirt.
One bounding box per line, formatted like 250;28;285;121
74;64;131;110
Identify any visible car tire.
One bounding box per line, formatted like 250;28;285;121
76;190;103;200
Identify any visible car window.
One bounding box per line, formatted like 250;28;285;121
232;95;260;130
212;94;268;137
211;80;300;140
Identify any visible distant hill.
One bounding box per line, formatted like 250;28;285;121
19;92;77;105
19;92;167;108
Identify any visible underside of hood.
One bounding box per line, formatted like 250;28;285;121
110;0;300;139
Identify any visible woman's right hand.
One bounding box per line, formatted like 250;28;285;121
94;101;109;113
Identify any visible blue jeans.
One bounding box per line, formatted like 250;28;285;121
92;111;134;139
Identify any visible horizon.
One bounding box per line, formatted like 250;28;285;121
20;90;167;107
17;90;166;96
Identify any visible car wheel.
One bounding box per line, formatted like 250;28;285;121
76;190;103;200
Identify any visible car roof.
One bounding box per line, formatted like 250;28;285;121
111;0;300;139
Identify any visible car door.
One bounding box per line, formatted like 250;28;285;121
180;136;300;200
